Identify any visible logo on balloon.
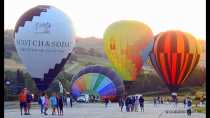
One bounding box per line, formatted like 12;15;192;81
35;22;51;33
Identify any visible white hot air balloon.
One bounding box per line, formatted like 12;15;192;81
14;5;75;91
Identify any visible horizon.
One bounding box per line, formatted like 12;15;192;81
5;0;206;40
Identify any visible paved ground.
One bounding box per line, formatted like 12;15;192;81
4;102;205;118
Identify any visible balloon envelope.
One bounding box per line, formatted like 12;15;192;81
14;5;75;91
150;30;200;92
70;65;125;100
103;20;153;81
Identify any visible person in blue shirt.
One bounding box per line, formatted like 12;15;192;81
26;91;33;115
50;93;58;115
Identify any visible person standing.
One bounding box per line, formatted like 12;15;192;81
58;95;64;115
40;93;46;114
183;98;187;108
44;94;49;115
50;93;58;115
38;93;43;114
131;96;135;112
160;97;163;104
56;94;60;115
18;88;27;115
118;97;124;111
134;96;139;112
175;97;178;107
70;95;73;108
26;90;33;115
63;95;67;107
186;97;192;116
67;96;70;107
104;98;109;108
128;97;133;112
153;97;157;107
125;97;130;112
139;96;144;112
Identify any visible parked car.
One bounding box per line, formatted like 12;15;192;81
77;94;90;103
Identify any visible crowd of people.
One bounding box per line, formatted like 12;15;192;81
153;96;164;106
18;88;73;116
19;88;204;117
117;95;144;112
37;92;73;116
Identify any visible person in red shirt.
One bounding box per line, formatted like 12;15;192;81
19;88;27;115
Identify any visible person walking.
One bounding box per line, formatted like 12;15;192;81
18;88;27;115
50;93;58;115
139;96;144;112
43;94;49;115
134;96;139;112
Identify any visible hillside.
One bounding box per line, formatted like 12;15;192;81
4;30;206;94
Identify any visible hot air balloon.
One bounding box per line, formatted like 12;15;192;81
150;30;201;92
14;5;75;91
70;65;125;101
103;20;153;81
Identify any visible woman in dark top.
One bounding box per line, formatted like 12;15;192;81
139;96;144;112
58;95;64;115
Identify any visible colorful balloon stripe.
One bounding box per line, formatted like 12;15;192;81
70;65;125;99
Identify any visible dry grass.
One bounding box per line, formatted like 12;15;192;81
4;59;25;71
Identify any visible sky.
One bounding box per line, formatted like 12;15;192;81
5;0;206;39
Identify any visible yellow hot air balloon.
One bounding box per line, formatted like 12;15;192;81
103;20;153;81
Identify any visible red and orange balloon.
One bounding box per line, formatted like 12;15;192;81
150;30;201;92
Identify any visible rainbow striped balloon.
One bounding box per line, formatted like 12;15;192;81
70;65;125;100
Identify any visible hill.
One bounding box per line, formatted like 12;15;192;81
4;30;206;95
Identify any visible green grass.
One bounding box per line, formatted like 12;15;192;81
193;106;206;113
